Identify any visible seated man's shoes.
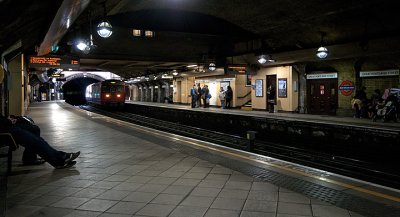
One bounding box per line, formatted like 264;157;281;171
56;160;77;169
55;151;80;169
65;151;80;162
23;158;46;166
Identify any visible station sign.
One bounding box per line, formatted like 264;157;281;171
29;55;80;69
360;69;399;77
339;80;355;96
306;73;337;79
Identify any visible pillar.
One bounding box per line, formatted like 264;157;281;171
8;53;26;116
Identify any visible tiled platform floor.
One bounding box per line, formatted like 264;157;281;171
5;102;366;217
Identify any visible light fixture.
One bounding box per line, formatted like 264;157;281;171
76;40;87;51
316;46;328;59
172;70;178;76
258;55;267;64
208;63;216;71
144;30;154;38
316;32;329;59
132;29;141;37
97;3;112;38
76;11;96;54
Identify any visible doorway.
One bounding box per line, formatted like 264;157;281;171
266;75;277;110
307;79;338;115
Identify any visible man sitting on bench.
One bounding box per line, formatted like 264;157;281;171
0;114;80;169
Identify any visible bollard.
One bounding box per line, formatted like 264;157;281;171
246;131;257;152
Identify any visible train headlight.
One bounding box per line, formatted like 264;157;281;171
105;94;110;98
117;94;121;97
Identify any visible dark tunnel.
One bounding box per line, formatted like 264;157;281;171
62;77;100;106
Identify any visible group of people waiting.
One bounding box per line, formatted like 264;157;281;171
351;87;398;119
190;83;232;109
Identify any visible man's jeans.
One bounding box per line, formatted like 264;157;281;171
10;126;66;167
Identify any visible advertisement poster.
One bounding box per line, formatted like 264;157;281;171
255;79;263;97
278;78;287;98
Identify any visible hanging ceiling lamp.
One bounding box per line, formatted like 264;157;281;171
76;11;95;54
316;32;329;59
97;2;112;38
258;55;267;64
208;62;216;71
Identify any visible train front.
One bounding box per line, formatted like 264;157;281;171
101;80;126;107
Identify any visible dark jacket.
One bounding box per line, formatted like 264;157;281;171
0;114;12;133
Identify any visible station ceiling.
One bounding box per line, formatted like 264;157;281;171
1;0;400;79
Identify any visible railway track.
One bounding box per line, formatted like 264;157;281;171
80;105;400;189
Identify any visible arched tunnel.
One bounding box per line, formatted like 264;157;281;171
62;77;100;105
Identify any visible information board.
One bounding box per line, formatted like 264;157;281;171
29;56;80;69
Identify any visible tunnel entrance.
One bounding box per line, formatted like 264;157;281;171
62;77;100;105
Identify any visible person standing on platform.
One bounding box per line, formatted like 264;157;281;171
219;87;226;109
202;85;210;108
267;84;276;113
225;86;233;109
353;86;367;118
190;84;197;108
0;114;80;169
196;83;202;108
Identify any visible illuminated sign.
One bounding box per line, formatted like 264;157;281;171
360;69;399;77
29;56;80;69
307;73;337;79
226;65;246;74
50;73;64;77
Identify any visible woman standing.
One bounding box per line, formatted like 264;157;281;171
225;86;233;108
219;87;226;109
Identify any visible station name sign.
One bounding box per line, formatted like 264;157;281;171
360;69;399;77
29;55;80;69
307;73;337;80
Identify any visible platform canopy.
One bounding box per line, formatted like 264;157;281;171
1;0;399;79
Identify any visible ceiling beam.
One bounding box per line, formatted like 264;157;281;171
38;0;90;56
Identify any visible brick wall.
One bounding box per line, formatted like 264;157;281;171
363;76;400;98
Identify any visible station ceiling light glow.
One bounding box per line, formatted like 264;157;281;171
97;21;112;38
258;55;267;64
76;40;88;51
316;46;329;59
97;3;112;38
209;63;216;71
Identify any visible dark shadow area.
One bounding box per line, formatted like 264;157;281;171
62;78;99;106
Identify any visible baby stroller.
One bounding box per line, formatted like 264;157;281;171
372;100;398;122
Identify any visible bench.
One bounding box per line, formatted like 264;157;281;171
0;133;19;174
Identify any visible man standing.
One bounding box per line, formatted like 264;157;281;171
196;83;202;108
190;84;197;108
267;85;276;113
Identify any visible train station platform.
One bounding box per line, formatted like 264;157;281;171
4;101;400;217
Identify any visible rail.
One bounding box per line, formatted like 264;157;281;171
237;91;251;99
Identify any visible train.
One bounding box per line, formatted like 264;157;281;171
85;79;126;107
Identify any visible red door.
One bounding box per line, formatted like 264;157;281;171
307;79;338;115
